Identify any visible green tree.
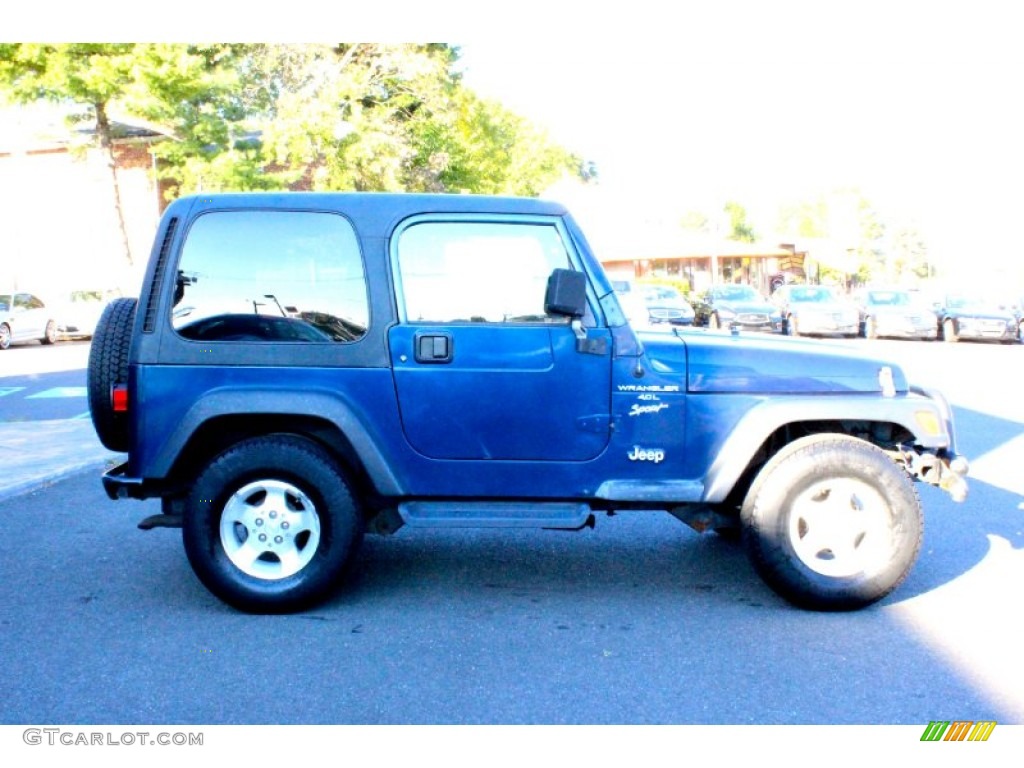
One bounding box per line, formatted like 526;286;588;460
1;43;586;261
0;43;258;263
124;44;278;197
889;225;931;281
0;43;142;264
253;44;581;195
777;188;887;284
724;201;757;242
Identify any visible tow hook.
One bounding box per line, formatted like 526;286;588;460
895;448;969;502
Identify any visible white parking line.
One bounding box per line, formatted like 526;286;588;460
26;387;87;399
0;387;27;397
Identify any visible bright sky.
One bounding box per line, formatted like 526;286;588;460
13;0;1024;283
452;1;1024;282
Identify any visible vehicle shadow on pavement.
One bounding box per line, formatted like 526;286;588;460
894;406;1024;601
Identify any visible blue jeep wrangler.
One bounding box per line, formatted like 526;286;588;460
89;192;968;613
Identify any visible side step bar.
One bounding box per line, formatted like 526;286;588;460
374;501;595;533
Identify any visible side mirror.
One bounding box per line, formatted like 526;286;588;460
544;268;587;318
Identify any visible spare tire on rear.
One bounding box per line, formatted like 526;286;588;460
88;297;137;452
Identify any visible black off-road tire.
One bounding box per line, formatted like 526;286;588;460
183;435;365;614
87;297;137;451
740;434;923;611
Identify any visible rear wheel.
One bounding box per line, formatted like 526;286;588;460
740;434;923;611
709;313;721;330
87;297;137;451
0;323;10;350
183;435;365;613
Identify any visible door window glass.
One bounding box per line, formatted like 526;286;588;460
397;221;573;324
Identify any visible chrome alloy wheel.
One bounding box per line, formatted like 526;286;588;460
219;479;322;580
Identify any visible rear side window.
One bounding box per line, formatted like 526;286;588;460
172;210;368;343
396;221;572;324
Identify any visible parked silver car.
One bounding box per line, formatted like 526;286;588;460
0;292;59;350
772;284;860;337
853;288;938;340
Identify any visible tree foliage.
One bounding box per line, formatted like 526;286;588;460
0;43;147;263
0;43;587;263
777;187;887;284
724;200;757;243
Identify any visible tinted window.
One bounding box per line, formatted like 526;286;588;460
172;211;368;343
397;221;572;324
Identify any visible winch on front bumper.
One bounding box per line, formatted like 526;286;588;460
892;446;969;502
891;383;969;503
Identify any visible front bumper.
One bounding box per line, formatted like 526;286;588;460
899;384;969;501
955;324;1017;342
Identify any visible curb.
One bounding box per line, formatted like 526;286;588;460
0;419;124;503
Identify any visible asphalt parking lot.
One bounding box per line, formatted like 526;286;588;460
1;333;1022;731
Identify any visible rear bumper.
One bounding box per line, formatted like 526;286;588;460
102;462;149;500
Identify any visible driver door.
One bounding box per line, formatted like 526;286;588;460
389;217;611;462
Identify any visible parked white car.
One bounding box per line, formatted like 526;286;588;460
0;292;59;349
55;288;122;340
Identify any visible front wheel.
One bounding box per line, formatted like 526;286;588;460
0;323;10;350
740;434;923;611
943;318;958;342
42;320;58;345
183;435;365;613
709;313;721;330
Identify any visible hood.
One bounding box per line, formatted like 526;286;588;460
639;330;908;394
948;305;1015;321
790;299;856;314
717;298;775;314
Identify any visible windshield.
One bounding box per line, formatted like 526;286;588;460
946;295;989;309
866;291;912;306
714;285;758;301
788;286;839;303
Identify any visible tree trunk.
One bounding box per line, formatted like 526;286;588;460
94;101;134;266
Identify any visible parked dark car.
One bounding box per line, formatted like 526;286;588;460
692;283;782;332
771;284;860;337
935;294;1018;343
852;288;938;340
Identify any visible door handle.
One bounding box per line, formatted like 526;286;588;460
414;333;453;363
